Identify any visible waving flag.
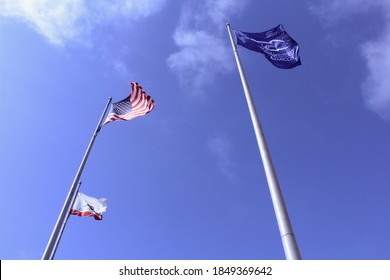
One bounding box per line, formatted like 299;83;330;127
103;82;155;125
70;192;107;220
233;25;301;69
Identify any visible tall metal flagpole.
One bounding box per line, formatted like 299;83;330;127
48;180;83;259
42;97;112;260
226;23;301;260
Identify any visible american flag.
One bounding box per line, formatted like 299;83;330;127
103;82;155;125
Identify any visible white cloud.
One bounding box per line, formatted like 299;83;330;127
361;30;390;120
167;0;248;94
0;0;167;47
310;0;390;120
204;0;247;26
113;60;131;77
208;133;235;179
167;29;233;93
0;0;89;46
309;0;377;24
90;0;166;22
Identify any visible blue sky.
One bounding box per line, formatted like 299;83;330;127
1;0;390;260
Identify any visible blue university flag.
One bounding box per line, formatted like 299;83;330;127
233;25;301;69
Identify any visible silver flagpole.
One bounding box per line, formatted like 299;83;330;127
42;97;112;260
48;180;82;259
226;23;301;260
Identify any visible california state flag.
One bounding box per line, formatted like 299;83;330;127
70;192;107;220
